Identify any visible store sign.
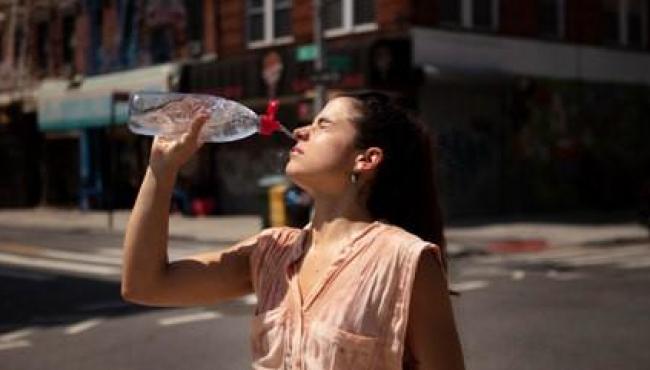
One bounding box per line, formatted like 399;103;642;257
296;44;317;62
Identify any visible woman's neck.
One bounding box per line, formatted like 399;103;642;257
307;194;374;249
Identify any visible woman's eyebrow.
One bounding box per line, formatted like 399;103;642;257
316;116;335;124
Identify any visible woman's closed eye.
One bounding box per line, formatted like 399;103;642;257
316;118;333;129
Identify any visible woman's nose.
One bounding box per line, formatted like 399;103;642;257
293;126;309;140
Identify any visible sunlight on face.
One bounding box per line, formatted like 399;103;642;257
285;97;362;195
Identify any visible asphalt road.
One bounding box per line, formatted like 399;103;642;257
1;226;648;370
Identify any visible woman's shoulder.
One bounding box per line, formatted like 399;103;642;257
374;221;439;253
257;225;305;248
375;221;423;244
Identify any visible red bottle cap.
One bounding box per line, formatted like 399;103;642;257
259;100;281;136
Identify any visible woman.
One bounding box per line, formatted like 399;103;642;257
122;92;466;369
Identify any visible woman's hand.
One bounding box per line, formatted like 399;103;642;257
148;111;210;177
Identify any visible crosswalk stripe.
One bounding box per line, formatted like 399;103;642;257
39;249;121;265
99;246;213;261
617;255;650;269
0;329;33;342
449;280;489;292
241;294;257;305
0;340;31;351
518;247;595;262
158;311;222;326
0;243;122;265
561;246;649;266
64;318;103;335
0;252;121;276
98;247;123;257
546;270;586;280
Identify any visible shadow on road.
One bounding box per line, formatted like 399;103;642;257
0;268;154;333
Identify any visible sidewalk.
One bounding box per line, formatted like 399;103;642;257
0;207;262;244
0;207;646;253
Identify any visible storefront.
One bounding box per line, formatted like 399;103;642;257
412;27;650;217
35;63;180;209
0;92;41;207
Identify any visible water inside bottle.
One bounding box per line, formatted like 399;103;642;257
129;93;205;137
129;93;277;143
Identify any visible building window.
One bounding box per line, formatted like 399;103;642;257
438;0;499;31
439;0;462;25
184;0;204;57
274;0;292;38
602;0;648;47
603;0;622;44
62;15;75;66
354;0;376;25
36;21;49;71
538;0;565;38
325;0;377;36
247;0;293;46
627;0;648;47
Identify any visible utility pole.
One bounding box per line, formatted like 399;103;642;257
313;0;326;113
6;0;18;69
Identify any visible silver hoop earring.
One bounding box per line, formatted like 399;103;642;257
350;172;359;184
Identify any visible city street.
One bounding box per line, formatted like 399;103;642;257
1;223;648;370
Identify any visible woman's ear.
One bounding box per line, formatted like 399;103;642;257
355;147;383;172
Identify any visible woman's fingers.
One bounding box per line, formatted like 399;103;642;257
187;111;210;142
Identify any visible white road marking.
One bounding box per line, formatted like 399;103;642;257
158;311;222;326
64;318;104;335
511;270;526;280
98;247;123;256
0;328;33;342
241;294;257;305
618;255;650;269
0;340;31;351
39;249;122;265
518;247;594;262
562;246;649;267
449;280;489;292
0;268;53;281
546;270;585;280
0;252;121;276
0;243;122;265
460;266;511;278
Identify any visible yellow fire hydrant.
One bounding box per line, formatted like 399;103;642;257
268;184;288;227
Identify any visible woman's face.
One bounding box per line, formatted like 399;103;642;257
285;97;363;195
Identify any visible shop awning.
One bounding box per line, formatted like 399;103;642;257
412;27;650;86
36;63;180;132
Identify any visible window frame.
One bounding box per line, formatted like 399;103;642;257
538;0;566;39
624;0;649;47
438;0;500;31
603;0;648;48
324;0;378;38
247;0;294;49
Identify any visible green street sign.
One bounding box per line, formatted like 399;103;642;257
327;55;352;72
296;44;317;62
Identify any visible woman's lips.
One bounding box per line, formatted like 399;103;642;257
291;146;304;154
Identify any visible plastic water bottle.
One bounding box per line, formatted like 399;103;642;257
127;92;294;143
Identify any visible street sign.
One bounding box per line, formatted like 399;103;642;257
310;70;341;84
327;55;352;72
296;44;317;62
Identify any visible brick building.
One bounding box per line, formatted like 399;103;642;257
1;0;649;218
184;0;650;216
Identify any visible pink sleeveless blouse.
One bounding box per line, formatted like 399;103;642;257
248;220;446;370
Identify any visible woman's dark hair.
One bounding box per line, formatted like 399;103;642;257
337;91;455;294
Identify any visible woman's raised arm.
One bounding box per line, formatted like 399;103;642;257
121;111;259;307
